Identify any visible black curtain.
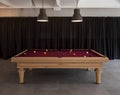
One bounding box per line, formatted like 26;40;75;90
0;17;120;59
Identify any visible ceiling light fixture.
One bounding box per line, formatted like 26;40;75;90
37;0;48;22
72;0;83;22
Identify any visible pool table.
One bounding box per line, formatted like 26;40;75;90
11;49;109;84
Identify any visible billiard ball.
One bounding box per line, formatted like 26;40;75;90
73;53;76;56
86;51;89;54
84;56;86;57
70;49;72;52
33;51;36;53
44;52;46;55
46;49;48;52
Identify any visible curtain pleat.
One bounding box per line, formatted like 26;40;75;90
0;17;120;59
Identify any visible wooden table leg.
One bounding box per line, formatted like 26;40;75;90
86;68;90;71
95;68;102;84
18;68;25;84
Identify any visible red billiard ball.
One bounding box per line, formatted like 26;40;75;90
73;53;76;56
44;52;46;55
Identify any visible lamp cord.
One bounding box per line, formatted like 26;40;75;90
76;0;79;9
31;0;35;7
42;0;44;8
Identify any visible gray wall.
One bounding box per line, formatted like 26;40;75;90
0;8;120;17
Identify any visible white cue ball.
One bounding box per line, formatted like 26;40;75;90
33;51;36;53
86;51;89;54
70;49;72;52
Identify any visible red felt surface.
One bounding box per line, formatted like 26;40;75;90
17;49;101;57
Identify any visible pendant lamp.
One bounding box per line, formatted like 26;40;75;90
72;0;83;22
37;0;48;22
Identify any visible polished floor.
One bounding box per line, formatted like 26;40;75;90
0;59;120;95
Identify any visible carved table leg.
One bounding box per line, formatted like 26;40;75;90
18;68;25;83
95;68;102;84
87;68;90;71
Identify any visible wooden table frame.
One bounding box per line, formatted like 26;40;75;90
11;49;109;84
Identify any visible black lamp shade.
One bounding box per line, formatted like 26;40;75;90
37;8;48;22
72;9;83;22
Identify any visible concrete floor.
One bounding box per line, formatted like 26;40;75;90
0;59;120;95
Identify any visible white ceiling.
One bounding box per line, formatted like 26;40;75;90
0;0;120;8
1;0;120;17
